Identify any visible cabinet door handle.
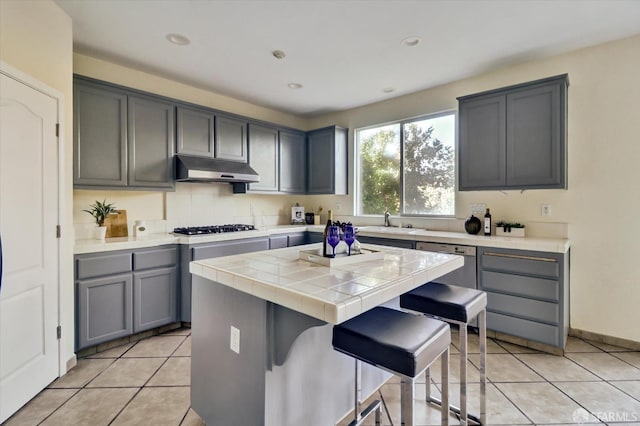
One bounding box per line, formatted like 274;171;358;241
483;251;557;263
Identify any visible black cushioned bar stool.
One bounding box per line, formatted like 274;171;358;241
400;283;487;426
333;306;451;426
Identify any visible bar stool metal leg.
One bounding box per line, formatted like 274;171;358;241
479;310;487;426
441;347;449;426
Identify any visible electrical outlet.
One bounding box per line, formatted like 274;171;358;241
335;203;341;211
249;203;255;216
541;204;552;217
230;326;240;354
470;203;486;216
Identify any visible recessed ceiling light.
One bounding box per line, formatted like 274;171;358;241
166;33;190;46
288;83;303;89
382;87;395;93
272;50;286;60
401;36;421;47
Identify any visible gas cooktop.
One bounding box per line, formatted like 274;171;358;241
173;224;256;235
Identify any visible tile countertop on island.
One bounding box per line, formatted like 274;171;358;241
189;243;464;324
74;224;570;254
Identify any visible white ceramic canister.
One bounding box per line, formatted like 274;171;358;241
134;220;148;237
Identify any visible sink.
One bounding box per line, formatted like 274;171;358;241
358;226;418;235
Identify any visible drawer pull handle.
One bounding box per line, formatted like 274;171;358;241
484;252;557;263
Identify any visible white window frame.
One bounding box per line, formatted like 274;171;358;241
355;110;457;218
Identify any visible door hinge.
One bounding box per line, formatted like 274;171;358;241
56;325;62;340
56;225;61;238
55;123;60;137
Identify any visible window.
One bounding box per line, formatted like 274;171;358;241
356;112;456;216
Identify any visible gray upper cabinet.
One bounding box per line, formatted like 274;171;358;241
279;129;306;194
247;123;279;192
458;95;506;189
74;80;128;187
127;95;175;189
176;106;215;157
458;74;568;191
74;76;175;190
215;114;248;162
307;126;348;195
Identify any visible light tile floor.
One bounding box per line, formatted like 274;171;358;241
5;330;640;425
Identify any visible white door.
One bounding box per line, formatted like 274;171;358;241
0;71;60;423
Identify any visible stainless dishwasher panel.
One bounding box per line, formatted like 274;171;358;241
415;242;477;289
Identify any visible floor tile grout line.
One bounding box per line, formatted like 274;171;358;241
606;380;640;404
107;386;145;426
34;387;83;426
607;351;640;371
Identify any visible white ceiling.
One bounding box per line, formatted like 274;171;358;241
55;0;640;117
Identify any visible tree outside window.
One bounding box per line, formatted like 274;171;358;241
357;113;455;216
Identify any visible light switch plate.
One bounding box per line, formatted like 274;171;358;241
230;326;240;354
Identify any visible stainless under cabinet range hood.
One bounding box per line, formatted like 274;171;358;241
175;155;260;183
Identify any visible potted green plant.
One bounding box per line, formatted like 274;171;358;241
84;199;116;240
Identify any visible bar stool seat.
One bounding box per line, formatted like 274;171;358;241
400;283;487;426
333;306;452;426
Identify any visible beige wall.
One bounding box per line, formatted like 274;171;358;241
73;31;640;342
0;0;75;370
309;34;640;342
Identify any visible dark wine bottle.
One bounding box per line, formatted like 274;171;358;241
322;219;332;257
484;208;492;236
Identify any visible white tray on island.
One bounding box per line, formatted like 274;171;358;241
299;247;384;266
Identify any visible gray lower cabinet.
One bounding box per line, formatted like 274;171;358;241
180;237;269;322
478;246;568;348
215;114;248;162
75;245;179;350
356;236;415;249
73;76;175;190
76;273;133;350
248;123;279;192
458;74;568;190
176;105;215;157
269;232;306;249
279;129;306;193
307;126;348;195
133;266;178;332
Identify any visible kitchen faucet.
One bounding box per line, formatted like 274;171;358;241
384;210;391;227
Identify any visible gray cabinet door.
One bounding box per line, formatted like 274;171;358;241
307;126;347;194
215;114;247;162
458;95;506;190
177;106;214;157
73;81;128;187
133;266;178;333
287;233;306;247
506;82;565;188
248;123;279;192
127;95;175;189
269;235;288;249
279;129;306;193
182;237;270;321
76;273;133;350
458;74;568;191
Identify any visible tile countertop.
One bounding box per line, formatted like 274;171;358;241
74;224;570;254
190;243;464;324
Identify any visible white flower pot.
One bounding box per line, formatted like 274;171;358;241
94;226;107;240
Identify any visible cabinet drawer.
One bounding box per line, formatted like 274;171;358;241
134;246;178;270
487;311;560;347
76;252;132;280
482;251;559;278
487;292;559;325
480;270;559;301
192;238;270;260
269;235;288;250
288;233;306;247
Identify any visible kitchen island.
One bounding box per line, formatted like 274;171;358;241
189;243;463;426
